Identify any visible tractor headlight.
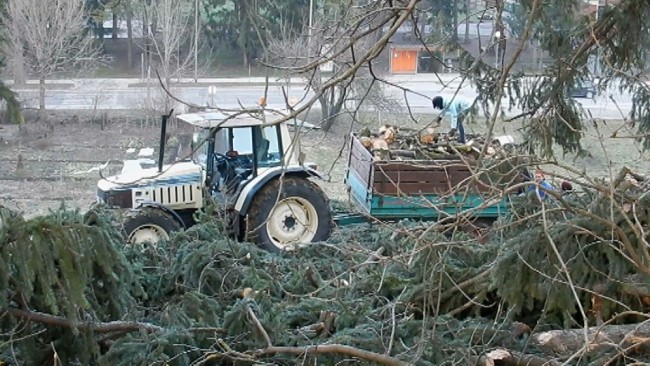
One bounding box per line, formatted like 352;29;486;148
97;188;132;208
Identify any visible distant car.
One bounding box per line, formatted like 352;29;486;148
479;12;494;21
570;80;597;98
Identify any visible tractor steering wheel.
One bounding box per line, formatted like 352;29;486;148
213;152;228;162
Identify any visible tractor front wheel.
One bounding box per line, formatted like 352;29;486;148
122;208;182;244
247;177;332;252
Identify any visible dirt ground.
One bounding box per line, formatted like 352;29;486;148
0;109;647;218
0;110;354;218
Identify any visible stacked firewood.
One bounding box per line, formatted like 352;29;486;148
356;124;511;161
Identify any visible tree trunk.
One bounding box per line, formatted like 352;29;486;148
38;77;46;120
237;1;250;67
452;0;458;43
496;0;506;69
419;11;427;42
127;5;133;69
112;13;118;39
320;95;333;131
143;3;150;74
12;49;26;85
464;0;470;43
98;20;105;40
321;87;344;132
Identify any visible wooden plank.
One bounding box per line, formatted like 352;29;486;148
349;169;370;190
373;178;492;195
348;135;374;189
349;149;372;174
348;155;371;182
347;169;372;213
350;153;372;170
373;182;450;195
375;182;493;195
373;169;470;183
349;158;370;176
372;162;496;194
350;135;373;160
375;162;469;172
349;138;370;156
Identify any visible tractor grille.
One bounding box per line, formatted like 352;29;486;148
150;185;196;205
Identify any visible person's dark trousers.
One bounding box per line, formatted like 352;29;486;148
457;112;466;143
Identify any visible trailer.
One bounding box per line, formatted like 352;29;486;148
338;133;512;227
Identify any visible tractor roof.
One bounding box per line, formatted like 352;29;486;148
176;109;300;129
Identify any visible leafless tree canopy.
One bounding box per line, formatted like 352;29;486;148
5;0;99;114
144;0;199;86
264;1;405;130
6;0;98;78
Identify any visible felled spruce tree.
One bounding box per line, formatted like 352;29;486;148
491;168;650;328
0;206;144;364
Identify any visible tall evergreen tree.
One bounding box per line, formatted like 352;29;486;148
0;1;23;125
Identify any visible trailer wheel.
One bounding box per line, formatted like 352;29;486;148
122;208;181;244
247;176;332;252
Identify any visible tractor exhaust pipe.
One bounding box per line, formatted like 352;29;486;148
159;109;174;173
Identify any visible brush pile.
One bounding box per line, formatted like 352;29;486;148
3;167;650;365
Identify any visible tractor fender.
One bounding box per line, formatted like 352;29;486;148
133;201;187;229
235;167;326;215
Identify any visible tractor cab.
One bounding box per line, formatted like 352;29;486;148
177;109;305;206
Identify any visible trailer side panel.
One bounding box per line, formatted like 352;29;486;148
344;134;510;221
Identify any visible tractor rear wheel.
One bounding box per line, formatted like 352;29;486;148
247;176;332;252
122;208;182;244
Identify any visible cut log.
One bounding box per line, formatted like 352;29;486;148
389;150;417;159
372;139;389;151
354;127;517;163
378;125;399;145
531;321;650;355
477;348;559;366
372;139;390;160
358;136;372;149
419;127;438;144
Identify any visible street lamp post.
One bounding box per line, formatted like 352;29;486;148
494;30;501;70
308;0;314;47
194;0;199;82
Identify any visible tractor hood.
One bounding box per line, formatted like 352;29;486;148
97;161;204;192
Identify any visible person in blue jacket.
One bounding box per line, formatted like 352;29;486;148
530;170;555;200
432;96;472;143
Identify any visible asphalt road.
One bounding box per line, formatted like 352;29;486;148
10;75;635;120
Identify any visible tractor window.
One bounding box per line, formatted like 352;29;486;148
227;126;283;168
231;128;254;154
192;128;211;167
213;129;229;154
259;125;282;167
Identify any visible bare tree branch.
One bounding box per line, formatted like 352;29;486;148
2;307;163;334
256;344;410;366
